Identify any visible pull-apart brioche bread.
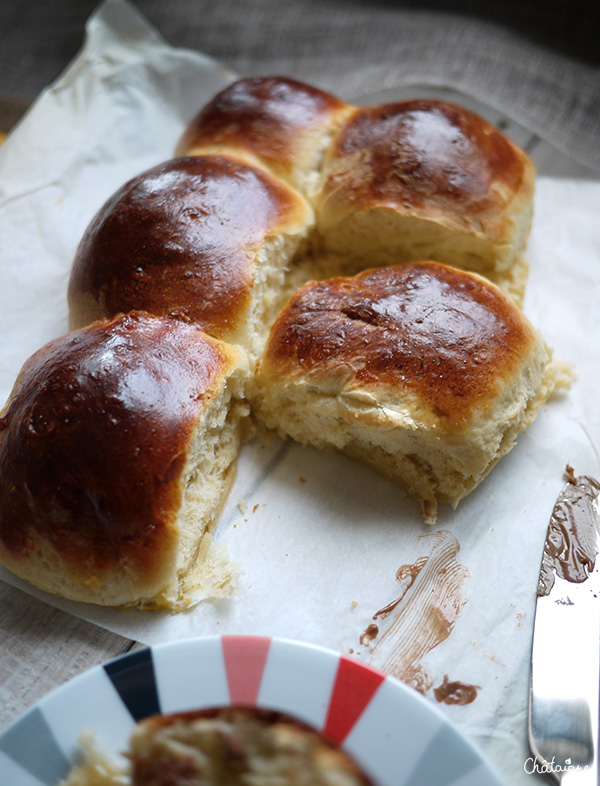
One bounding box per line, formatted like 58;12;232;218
0;312;250;609
68;156;314;360
252;262;569;522
69;79;535;361
0;77;561;608
176;78;534;303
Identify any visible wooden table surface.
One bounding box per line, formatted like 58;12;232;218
0;92;598;742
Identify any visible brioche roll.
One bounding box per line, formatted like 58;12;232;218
131;709;371;786
175;76;352;196
313;100;535;303
67;156;314;359
0;312;250;609
252;262;568;522
4;77;555;610
176;80;536;303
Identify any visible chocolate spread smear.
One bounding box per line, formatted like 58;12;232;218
373;557;428;621
359;623;379;646
368;531;469;690
433;675;479;706
537;466;600;597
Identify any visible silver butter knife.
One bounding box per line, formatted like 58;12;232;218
529;467;600;784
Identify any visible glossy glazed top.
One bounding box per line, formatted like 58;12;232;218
0;312;235;575
177;76;348;170
68;156;308;338
321;100;531;223
263;261;536;428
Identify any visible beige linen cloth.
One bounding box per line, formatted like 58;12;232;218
0;0;598;172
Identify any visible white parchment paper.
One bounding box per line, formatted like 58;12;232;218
1;1;599;784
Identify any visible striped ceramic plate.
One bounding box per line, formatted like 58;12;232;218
0;635;504;786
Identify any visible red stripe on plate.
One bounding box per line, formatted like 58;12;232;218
323;656;386;745
222;635;272;705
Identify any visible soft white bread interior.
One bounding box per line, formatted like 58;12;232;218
0;312;250;610
252;262;570;522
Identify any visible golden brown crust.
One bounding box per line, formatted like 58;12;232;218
175;76;350;184
253;261;565;521
262;261;537;431
7;77;548;602
0;312;238;584
67;156;311;342
320;99;534;239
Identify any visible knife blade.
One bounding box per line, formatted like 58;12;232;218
529;468;600;784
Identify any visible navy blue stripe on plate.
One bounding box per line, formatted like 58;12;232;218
104;647;160;722
402;722;482;786
0;706;71;785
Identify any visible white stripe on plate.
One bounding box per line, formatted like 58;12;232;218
40;664;135;762
258;638;340;730
342;677;445;786
152;637;230;714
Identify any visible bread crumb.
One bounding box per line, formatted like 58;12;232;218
299;476;306;483
238;499;248;514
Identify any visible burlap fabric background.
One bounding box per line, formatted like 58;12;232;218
0;0;599;172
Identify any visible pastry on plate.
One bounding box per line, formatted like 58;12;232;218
61;708;372;786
